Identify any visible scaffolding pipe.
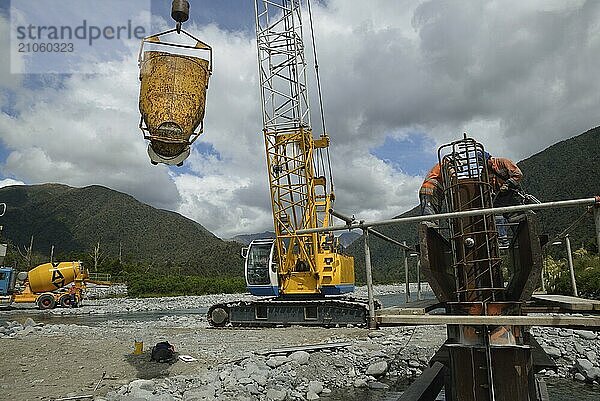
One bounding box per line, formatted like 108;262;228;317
297;197;600;235
565;234;579;297
416;259;422;300
329;209;413;250
363;230;376;329
403;241;410;303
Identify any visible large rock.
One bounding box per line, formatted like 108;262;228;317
250;373;267;387
353;378;368;388
306;391;319;400
586;350;598;363
543;346;562;359
308;381;323;394
366;361;388;377
129;379;155;392
266;356;288;368
575;359;600;381
574;330;597;340
289;351;310;365
368;381;390;389
265;388;286;401
24;318;36;327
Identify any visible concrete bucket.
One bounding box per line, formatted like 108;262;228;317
138;31;212;166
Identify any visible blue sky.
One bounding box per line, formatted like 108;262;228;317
370;132;437;176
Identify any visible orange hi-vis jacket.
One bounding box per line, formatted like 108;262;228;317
419;163;443;198
488;157;522;191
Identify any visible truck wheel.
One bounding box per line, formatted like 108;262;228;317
58;294;71;308
37;294;56;310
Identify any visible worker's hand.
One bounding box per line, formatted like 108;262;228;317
500;184;509;192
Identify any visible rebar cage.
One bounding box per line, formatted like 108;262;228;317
438;137;504;303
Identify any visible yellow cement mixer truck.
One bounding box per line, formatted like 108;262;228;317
0;261;88;309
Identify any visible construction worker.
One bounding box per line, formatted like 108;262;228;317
419;162;443;217
68;285;77;308
419;154;465;218
480;152;524;245
482;152;523;208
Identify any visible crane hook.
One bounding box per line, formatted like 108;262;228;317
171;0;190;34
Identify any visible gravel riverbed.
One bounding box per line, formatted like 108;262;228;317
1;285;598;401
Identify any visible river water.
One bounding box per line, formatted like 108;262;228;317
2;293;598;400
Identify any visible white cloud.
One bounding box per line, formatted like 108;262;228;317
0;178;25;188
1;1;600;237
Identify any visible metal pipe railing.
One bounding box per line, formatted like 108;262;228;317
298;197;600;235
329;209;414;251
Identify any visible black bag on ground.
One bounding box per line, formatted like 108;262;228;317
151;341;175;363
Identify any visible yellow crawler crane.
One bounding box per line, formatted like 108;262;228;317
207;0;369;327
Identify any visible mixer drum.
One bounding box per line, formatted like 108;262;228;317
27;261;84;293
139;50;210;165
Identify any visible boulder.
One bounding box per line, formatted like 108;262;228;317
250;374;267;387
245;384;260;395
574;330;597;340
306;391;319;400
366;361;388;377
408;359;422;368
289;351;310;365
586;350;597;363
368;381;390;389
575;359;600;381
129;379;155;392
266;356;288;368
543;346;562;359
265;388;286;401
308;381;323;394
353;378;368;388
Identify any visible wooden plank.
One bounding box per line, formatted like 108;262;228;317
380;300;443;316
256;341;352;356
376;314;600;328
532;294;600;311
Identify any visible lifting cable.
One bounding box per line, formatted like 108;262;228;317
307;0;334;193
545;208;590;248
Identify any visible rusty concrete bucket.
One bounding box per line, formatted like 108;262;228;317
138;29;212;166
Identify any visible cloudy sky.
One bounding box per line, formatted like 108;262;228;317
1;0;599;238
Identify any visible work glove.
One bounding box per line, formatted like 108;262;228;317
499;184;509;192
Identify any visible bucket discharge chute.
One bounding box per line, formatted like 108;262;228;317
138;27;212;166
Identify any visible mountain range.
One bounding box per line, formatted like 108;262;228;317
0;126;598;281
0;184;243;276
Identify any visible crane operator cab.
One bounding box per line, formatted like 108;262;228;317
243;239;279;297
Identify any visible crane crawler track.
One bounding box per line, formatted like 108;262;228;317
207;298;379;328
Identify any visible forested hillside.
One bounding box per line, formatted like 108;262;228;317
0;184;243;277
